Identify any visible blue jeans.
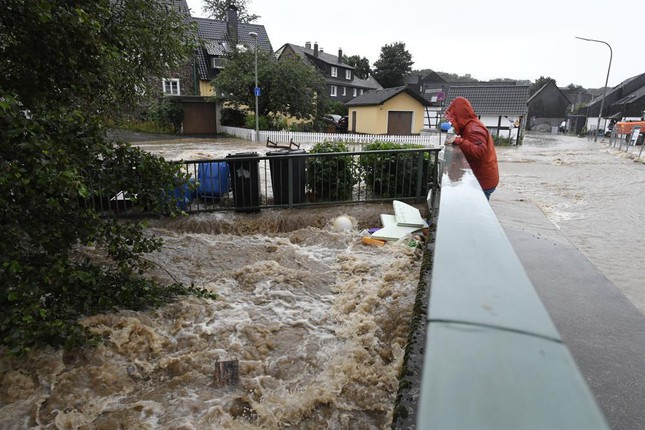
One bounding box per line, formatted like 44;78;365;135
483;187;496;200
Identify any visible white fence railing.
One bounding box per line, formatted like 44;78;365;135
219;126;444;148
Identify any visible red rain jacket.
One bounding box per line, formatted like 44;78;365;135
445;97;499;190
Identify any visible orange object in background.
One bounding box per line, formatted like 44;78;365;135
615;121;645;135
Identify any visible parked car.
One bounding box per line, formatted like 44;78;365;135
336;116;348;133
323;114;341;126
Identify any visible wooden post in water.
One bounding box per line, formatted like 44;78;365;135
214;360;239;388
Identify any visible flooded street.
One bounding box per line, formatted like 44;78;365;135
0;131;425;429
3;130;644;429
494;133;645;315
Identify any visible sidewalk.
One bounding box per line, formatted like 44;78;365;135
491;186;645;430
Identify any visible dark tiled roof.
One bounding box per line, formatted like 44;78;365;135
346;86;430;107
283;43;351;68
444;85;530;116
612;84;645;106
192;17;272;81
527;81;570;105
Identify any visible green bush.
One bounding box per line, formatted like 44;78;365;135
245;113;270;131
149;96;184;133
492;135;514;146
220;107;247;127
306;141;357;201
289;121;315;132
359;141;433;198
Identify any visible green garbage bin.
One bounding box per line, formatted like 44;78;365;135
226;152;260;213
266;149;307;205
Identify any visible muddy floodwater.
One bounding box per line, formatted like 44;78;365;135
494;133;645;315
3;131;644;429
0;132;426;430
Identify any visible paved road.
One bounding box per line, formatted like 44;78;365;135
492;186;645;430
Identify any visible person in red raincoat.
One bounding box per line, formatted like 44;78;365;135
444;97;499;200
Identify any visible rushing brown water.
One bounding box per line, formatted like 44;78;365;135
494;133;645;315
0;200;425;429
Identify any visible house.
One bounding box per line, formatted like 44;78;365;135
192;9;273;96
406;71;447;103
443;85;530;143
406;72;522;129
160;3;272;134
526;81;570;131
275;42;381;103
583;72;645;132
345;86;430;135
161;3;273;97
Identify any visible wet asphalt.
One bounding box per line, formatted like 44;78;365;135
492;187;645;430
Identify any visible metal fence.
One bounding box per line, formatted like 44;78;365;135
88;147;441;216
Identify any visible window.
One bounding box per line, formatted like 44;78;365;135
330;85;337;97
212;57;227;69
346;69;351;80
360;89;364;95
331;66;338;77
353;88;357;97
342;87;346;96
162;78;180;95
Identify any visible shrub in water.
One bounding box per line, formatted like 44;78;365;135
359;141;433;199
306;141;357;201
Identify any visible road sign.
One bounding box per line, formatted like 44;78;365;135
436;91;446;101
254;87;261;97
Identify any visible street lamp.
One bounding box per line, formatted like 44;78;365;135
249;31;259;142
575;36;612;142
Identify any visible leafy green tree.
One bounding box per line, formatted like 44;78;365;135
213;49;329;121
344;54;371;79
372;42;414;88
0;0;210;355
202;0;259;22
530;76;556;96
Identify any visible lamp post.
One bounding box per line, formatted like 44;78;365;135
249;31;259;142
575;36;612;142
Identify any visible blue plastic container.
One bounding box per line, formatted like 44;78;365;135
172;178;195;210
197;162;230;198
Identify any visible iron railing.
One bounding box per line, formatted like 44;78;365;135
87;148;441;216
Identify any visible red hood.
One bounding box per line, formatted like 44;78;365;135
445;97;478;134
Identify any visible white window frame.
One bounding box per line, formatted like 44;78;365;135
342;87;346;96
353;88;357;97
331;66;338;77
162;78;180;95
330;85;337;97
212;57;227;69
346;69;351;80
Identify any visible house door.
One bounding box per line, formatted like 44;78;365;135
351;111;357;133
387;111;413;135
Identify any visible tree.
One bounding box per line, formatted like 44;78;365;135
343;54;371;80
202;0;259;22
372;42;414;88
0;0;211;355
566;83;584;91
213;49;329;121
530;76;556;96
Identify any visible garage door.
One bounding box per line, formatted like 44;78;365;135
387;111;413;135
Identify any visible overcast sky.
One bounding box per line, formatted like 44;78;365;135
186;0;644;89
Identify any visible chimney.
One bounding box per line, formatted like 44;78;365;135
320;47;324;53
338;48;343;60
305;41;311;50
313;42;318;57
226;6;239;45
